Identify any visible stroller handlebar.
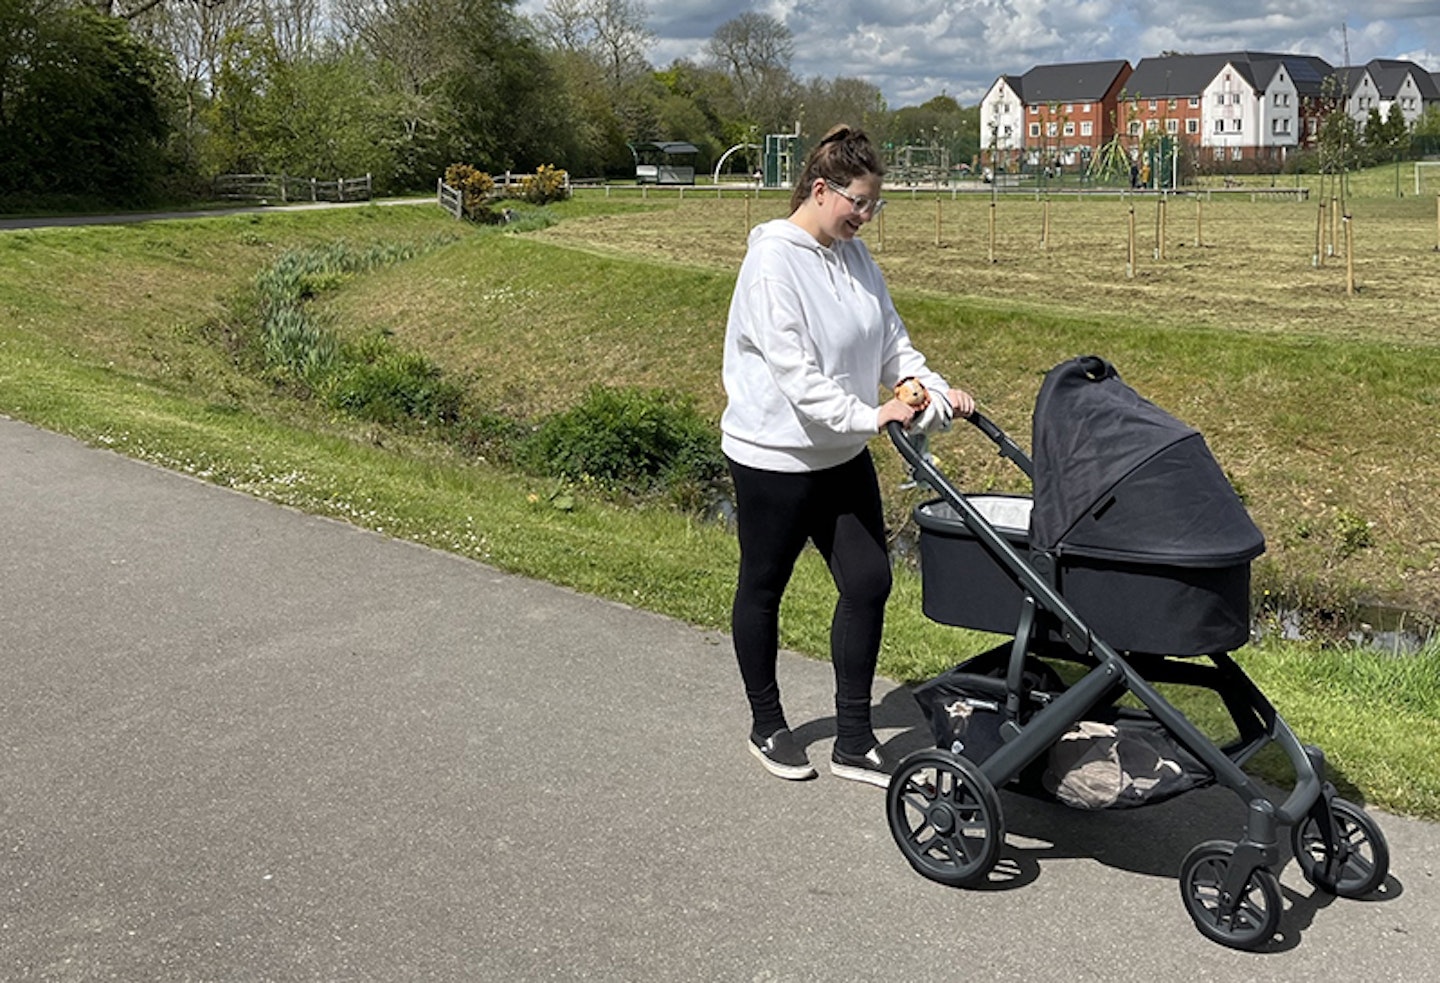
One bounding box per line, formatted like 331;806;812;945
886;410;1035;480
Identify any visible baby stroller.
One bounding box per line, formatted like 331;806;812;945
886;356;1389;950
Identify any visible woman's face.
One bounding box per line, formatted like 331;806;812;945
816;173;883;244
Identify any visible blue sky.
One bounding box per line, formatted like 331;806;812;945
522;1;1440;108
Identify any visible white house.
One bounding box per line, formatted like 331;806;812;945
978;75;1025;153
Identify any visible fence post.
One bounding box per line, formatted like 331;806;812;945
1126;204;1136;278
1344;214;1355;296
1154;195;1165;261
280;173;288;204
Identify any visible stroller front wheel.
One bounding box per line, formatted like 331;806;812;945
1179;839;1282;950
1291;797;1390;898
886;749;1004;887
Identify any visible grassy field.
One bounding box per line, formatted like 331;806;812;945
2;192;1438;819
397;187;1440;625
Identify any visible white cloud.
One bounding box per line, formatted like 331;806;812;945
518;0;1440;107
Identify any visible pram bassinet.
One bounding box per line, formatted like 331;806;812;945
916;356;1265;656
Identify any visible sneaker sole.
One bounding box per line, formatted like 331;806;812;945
748;740;817;781
829;760;891;788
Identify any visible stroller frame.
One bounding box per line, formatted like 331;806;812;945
885;414;1389;950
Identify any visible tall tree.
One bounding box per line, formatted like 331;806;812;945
0;4;174;202
703;11;795;132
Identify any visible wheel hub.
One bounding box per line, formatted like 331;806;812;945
927;804;957;835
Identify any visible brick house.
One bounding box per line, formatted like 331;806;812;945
979;60;1132;173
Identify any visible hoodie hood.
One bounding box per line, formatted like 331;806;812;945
749;219;858;299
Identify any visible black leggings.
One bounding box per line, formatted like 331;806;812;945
728;450;892;755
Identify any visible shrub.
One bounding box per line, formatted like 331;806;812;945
444;163;500;222
327;334;466;427
518;164;570;205
519;386;724;497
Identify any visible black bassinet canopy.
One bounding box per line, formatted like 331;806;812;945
1030;357;1265;568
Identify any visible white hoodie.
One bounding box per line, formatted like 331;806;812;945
721;218;951;472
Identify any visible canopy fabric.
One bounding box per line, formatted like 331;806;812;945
1029;357;1265;567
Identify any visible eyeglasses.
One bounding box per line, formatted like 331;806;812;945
825;180;886;216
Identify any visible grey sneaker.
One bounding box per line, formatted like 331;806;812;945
830;745;892;788
748;728;817;781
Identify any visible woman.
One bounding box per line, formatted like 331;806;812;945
721;125;974;787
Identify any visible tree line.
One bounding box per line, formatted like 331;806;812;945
0;0;980;209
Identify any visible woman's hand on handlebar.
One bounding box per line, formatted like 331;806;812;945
946;387;975;418
877;397;916;430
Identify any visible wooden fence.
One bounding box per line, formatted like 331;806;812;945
213;173;373;203
437;178;463;219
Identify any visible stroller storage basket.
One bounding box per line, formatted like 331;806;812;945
913;650;1212;810
916;498;1254;656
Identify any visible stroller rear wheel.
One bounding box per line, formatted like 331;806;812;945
1291;797;1390;898
886;749;1003;887
1179;839;1282;950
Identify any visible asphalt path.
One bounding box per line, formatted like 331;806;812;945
0;199;424;232
2;415;1438;982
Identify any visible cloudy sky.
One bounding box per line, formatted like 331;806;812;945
524;1;1440;108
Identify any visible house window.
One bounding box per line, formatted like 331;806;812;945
1082;103;1091;111
1213;147;1225;160
1186;119;1199;134
1146;119;1158;132
1230;118;1242;132
1080;121;1093;136
1168;99;1177;110
1231;147;1243;161
1214;120;1225;134
1063;122;1075;136
1215;93;1225;106
1129;121;1142;136
1029;122;1040;137
1030;105;1039;114
1064;104;1073;112
1272;118;1291;134
1046;122;1058;137
1166;118;1179;134
1230;92;1241;104
1003;125;1013;137
1148;99;1157;110
1189;97;1200;107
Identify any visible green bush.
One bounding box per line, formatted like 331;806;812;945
520;385;724;496
327;336;465;426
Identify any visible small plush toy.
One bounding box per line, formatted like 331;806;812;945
894;376;930;409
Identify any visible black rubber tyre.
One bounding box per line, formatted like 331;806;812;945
1291;797;1390;898
1179;840;1283;950
886;749;1003;887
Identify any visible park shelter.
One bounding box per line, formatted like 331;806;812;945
633;142;698;185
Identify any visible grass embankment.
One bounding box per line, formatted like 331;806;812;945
1;195;1437;819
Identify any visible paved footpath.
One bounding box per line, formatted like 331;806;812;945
2;415;1437;982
